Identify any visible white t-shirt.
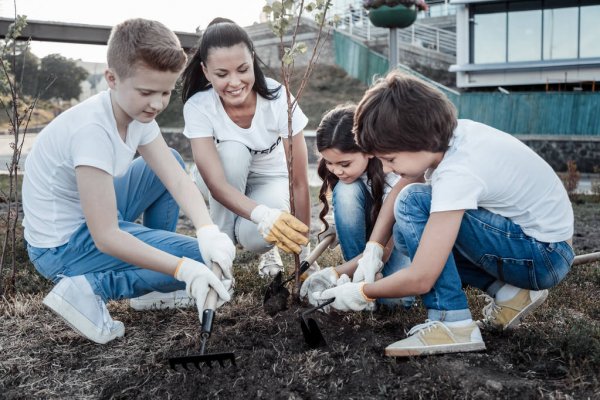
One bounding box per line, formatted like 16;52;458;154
359;171;401;201
182;78;308;176
426;119;573;243
22;90;160;248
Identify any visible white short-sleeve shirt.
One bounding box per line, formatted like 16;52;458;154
426;119;573;243
182;77;308;176
22;90;160;248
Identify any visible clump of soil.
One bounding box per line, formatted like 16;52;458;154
262;271;290;316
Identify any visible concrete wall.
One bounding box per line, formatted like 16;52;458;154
162;129;600;173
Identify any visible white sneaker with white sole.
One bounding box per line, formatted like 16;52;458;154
129;290;194;311
43;275;125;344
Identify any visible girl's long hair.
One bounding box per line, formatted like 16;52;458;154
181;17;279;103
316;104;386;236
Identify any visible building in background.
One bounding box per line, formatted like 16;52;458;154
450;0;600;90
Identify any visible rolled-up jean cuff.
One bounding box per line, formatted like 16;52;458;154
427;308;472;322
485;280;505;298
86;273;109;303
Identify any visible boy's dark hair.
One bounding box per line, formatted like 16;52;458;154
107;18;187;78
316;104;386;237
181;17;279;103
354;70;457;154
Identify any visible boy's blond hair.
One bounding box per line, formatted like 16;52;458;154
107;18;187;78
354;70;457;154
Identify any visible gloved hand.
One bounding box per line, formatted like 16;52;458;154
300;267;339;310
174;257;231;321
250;205;309;254
299;243;320;281
196;224;236;280
353;241;384;283
315;277;376;312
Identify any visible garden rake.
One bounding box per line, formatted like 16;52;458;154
169;262;236;371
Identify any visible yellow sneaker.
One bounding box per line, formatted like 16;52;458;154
385;320;486;357
479;289;548;330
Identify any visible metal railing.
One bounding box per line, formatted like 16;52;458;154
329;6;456;57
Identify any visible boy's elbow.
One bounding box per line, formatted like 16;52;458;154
411;272;437;295
91;231;117;254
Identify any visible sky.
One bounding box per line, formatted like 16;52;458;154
0;0;268;63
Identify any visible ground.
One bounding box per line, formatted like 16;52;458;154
1;193;599;399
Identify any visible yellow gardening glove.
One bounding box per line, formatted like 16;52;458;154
250;205;309;254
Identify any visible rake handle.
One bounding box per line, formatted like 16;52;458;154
573;252;600;266
201;262;224;338
304;233;336;265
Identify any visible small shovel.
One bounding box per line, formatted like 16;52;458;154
263;232;337;306
169;262;236;370
300;297;335;348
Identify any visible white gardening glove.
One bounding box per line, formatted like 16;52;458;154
174;257;231;321
299;243;320;281
353;241;384;283
300;267;340;311
196;224;236;280
314;277;376;312
250;205;309;254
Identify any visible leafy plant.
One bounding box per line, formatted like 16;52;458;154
0;3;53;295
560;160;581;199
263;0;335;295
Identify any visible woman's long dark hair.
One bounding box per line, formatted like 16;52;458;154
181;17;279;103
316;104;386;236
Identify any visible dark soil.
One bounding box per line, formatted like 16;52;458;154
1;199;599;399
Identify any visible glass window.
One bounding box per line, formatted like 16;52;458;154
580;5;600;58
508;9;542;62
543;7;578;60
473;12;507;63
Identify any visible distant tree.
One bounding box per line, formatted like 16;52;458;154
38;54;88;100
9;43;40;96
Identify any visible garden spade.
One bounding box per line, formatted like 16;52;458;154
169;262;236;370
300;297;335;348
263;231;337;306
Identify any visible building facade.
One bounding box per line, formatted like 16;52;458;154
450;0;600;89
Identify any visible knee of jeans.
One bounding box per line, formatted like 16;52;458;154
332;181;368;210
394;183;432;222
168;148;186;169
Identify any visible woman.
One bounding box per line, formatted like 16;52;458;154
181;18;314;277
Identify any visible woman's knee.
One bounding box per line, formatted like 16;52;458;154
332;181;369;210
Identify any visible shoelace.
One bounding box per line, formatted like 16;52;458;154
479;294;501;322
406;319;444;336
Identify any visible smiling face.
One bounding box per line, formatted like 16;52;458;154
321;148;372;184
106;64;179;130
375;150;444;180
202;43;256;109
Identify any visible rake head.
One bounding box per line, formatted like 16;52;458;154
169;352;236;370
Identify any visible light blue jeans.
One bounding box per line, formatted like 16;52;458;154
27;149;200;302
393;183;574;322
332;180;415;308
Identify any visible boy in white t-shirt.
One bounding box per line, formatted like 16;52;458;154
314;71;574;356
23;19;235;344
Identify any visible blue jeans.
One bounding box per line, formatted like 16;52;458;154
393;183;574;322
27;149;201;302
332;180;414;308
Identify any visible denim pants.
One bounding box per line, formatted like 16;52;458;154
27;149;201;302
393;183;574;322
332;180;414;308
191;140;289;253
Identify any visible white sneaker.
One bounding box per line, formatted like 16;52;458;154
385;320;486;357
258;247;284;277
478;289;549;330
129;290;194;311
43;275;125;344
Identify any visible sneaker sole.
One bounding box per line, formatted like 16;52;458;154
385;341;487;357
504;289;549;330
43;291;125;344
